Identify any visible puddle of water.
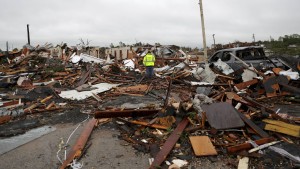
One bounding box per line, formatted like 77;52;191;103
0;125;56;155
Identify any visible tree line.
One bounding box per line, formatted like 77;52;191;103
261;34;300;56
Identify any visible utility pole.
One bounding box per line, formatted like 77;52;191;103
253;33;255;43
6;41;9;57
212;34;216;49
198;0;207;62
27;24;31;45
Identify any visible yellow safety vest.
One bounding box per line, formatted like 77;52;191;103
143;53;155;66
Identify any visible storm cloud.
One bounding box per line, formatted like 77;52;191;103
0;0;299;50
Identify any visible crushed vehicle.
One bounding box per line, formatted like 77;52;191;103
208;46;290;71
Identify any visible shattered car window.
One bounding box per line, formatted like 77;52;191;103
210;52;222;62
236;48;265;60
221;52;231;61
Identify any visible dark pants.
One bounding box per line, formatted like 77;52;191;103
146;66;154;78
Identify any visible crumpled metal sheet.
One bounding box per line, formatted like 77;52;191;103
59;83;119;100
214;59;234;75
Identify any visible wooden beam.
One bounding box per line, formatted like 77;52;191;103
263;119;300;138
149;118;189;169
237;111;269;138
60;118;97;169
94;109;160;118
129;120;169;130
227;137;275;153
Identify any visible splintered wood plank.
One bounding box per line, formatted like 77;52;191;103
60;118;97;169
0;115;11;125
263;119;300;130
264;123;300;138
235;79;259;90
189;136;217;156
201;102;245;129
238;112;270;138
227;137;275;153
149;118;189;169
116;84;149;93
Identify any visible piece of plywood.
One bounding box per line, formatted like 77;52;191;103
201;102;244;129
189;136;217;156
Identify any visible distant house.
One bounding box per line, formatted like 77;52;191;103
87;46;101;58
104;44;181;60
105;46;137;60
288;44;297;48
264;48;274;56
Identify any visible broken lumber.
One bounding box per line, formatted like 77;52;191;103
94;109;160;118
235;79;259;90
115;84;149;93
0;115;12;125
60;118;97;169
149;118;189;169
0;99;21;108
248;140;281;153
227;137;275;153
129;120;169;130
40;95;53;103
263;119;300;138
238;111;269;138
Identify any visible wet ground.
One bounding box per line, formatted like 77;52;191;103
0;95;299;168
0;122;150;169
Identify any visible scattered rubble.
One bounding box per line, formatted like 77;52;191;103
0;44;299;169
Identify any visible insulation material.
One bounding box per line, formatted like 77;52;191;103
279;70;299;80
242;67;257;82
192;94;213;114
171;159;188;168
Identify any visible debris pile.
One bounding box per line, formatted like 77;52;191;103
0;44;300;169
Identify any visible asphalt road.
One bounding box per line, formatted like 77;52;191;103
0;122;150;169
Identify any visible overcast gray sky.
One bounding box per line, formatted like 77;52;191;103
0;0;299;50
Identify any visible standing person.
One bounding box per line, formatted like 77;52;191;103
143;50;156;78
